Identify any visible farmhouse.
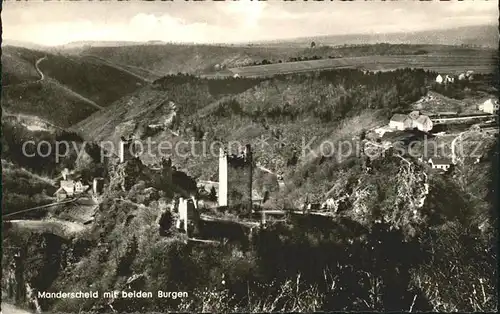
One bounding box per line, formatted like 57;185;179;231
435;74;455;84
479;99;499;114
389;114;412;130
413;115;433;132
54;179;89;201
428;157;452;171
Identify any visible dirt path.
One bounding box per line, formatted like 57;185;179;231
36;56;103;110
3;197;80;218
4;56;104;111
34;56;47;82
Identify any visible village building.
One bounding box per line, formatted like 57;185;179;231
428;157;452;171
54;179;89;201
435;74;455;84
413;115;433;132
389;114;412;130
479;99;499;114
322;198;337;211
466;70;474;80
458;73;467;81
251;190;265;206
435;74;443;84
408;110;420;120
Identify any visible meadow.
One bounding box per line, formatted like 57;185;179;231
225;53;497;77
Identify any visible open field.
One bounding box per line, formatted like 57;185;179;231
220;54;497;78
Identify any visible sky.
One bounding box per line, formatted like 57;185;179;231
2;0;498;46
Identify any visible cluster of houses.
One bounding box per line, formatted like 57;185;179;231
435;70;474;84
389;110;433;132
54;168;104;202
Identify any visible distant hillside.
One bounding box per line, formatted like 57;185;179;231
36;53;146;105
261;25;499;48
56;40;168;50
2;79;100;127
1;46;46;85
75;69;436;195
2;46;148;126
79;41;496;76
1;51;41;85
79;44;302;75
1;160;56;216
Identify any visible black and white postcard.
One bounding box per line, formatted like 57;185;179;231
1;0;498;313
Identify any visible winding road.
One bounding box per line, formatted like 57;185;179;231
34;56;104;110
34;56;47;82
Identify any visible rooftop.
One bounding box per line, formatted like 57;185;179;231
430;157;452;165
416;115;430;123
390;113;410;122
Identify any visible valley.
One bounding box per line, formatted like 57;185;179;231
2;38;498;313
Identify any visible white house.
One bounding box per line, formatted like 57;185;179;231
466;70;474;80
435;74;455;84
428;157;452;171
414;115;433;132
479;99;499;114
54;180;88;202
389;114;412;130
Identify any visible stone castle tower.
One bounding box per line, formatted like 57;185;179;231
218;144;253;212
118;136;135;163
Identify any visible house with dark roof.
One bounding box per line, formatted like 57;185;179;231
54;179;89;202
389;114;412;130
428;157;452;171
